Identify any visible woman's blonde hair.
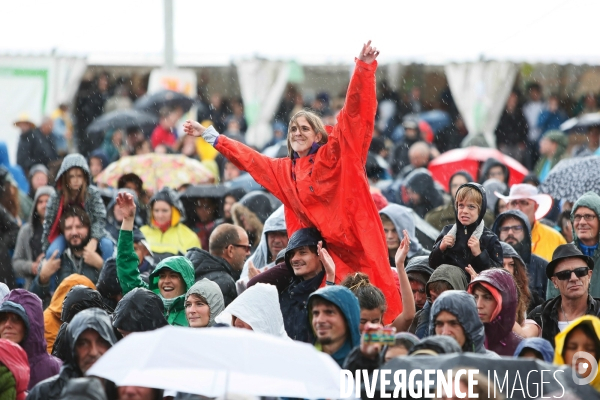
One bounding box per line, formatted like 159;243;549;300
286;109;329;160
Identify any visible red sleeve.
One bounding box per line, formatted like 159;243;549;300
214;135;288;200
328;59;378;164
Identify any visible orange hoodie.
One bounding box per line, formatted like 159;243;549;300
43;274;96;353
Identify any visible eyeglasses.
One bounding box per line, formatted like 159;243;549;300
499;225;524;233
231;243;252;252
573;214;598;222
554;266;589;281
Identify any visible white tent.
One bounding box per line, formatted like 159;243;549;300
0;55;86;164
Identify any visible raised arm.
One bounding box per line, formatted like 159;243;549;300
391;231;415;332
116;193;148;294
183;121;287;200
332;41;379;163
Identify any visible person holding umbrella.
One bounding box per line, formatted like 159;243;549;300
184;41;402;323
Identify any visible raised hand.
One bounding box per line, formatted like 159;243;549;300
358;40;380;64
183;120;206;138
247;260;261;279
465;264;478;281
318;241;335;283
117;192;137;221
394;229;411;268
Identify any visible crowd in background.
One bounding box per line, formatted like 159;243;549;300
1;62;600;399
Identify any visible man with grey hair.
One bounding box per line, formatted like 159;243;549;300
18;116;60;173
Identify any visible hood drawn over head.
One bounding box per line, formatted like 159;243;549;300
479;158;509;185
185;279;225;327
380;204;423;257
426;264;469;298
492;209;532;263
2;289;47;361
55;154;92;189
149;256;195;296
64;308;116;368
112;288;169;333
242;205;286;277
429;290;486;353
221;283;287;337
308;285;361;349
571;191;600;246
513;337;554;363
61;286;107;323
0;339;30;400
468;268;518;344
46;275;96;319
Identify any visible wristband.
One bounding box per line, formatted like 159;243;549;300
326;280;335;286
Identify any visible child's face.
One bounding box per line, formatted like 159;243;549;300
67;168;85;191
456;199;479;226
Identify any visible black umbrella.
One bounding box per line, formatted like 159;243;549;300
134;90;194;115
411;210;440;251
538;155;600;201
180;184;228;200
86;109;158;137
372;353;596;399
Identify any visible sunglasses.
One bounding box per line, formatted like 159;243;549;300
554;266;589;281
231;243;252;252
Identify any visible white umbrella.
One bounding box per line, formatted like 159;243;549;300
86;326;342;399
560;112;600;132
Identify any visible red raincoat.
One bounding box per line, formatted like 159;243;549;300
215;59;402;323
0;339;30;400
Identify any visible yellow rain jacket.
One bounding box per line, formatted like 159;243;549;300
554;315;600;391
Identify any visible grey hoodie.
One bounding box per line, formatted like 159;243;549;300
241;205;286;278
12;186;56;289
42;154;107;251
185;279;225;327
379;204;430;265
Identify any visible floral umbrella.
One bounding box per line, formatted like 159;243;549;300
95;154;214;192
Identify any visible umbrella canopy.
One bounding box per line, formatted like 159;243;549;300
538;155;600;201
86;109;158;136
224;173;264;193
180;184;228;200
419;110;452;134
412;210;440;250
379;353;597;399
134;90;194;115
86;326;341;398
428;147;528;192
95;154;214;192
560;112;600;133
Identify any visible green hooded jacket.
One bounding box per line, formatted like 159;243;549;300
117;230;195;326
547;191;600;299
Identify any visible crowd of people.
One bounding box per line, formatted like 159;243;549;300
1;41;600;399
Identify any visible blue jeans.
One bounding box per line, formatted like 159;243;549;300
46;235;114;261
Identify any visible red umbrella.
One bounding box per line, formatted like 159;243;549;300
428;147;528;192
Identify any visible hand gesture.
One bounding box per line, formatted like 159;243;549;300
360;322;384;359
465;264;478;281
439;234;455;251
40;250;61;284
318;241;335;283
183;120;206;138
116;192;137;220
394;230;411;268
467;236;481;257
358;40;380;64
83;247;104;269
247;260;261;279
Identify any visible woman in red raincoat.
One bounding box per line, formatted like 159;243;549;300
184;41;402;323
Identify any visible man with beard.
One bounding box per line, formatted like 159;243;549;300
492;210;548;303
30;206;105;305
27;308;117;400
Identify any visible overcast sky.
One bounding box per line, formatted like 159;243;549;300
3;0;597;64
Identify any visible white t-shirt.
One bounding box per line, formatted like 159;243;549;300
558;320;571;332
